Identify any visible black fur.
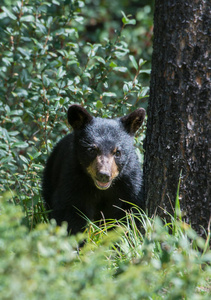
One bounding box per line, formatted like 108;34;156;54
42;105;145;234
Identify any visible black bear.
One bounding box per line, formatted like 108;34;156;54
42;105;145;234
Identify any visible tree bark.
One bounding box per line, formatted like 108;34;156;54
143;0;211;236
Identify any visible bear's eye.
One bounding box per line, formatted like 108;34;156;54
114;149;121;158
87;146;98;155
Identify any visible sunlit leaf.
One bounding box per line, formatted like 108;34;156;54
2;6;17;20
129;55;138;70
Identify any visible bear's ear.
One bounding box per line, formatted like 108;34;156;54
120;108;146;135
67;105;93;130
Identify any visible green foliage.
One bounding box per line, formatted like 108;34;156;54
0;197;210;299
0;0;150;225
1;2;210;299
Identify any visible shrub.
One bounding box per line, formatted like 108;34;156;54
0;196;210;299
0;0;150;226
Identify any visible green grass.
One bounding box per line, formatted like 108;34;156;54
1;193;210;300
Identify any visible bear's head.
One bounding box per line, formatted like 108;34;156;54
67;105;145;190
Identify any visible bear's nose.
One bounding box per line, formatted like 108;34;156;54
97;171;110;183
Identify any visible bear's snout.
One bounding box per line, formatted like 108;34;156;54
96;170;110;183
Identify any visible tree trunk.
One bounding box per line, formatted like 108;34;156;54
143;0;211;236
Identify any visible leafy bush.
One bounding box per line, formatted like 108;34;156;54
0;0;151;225
0;196;210;299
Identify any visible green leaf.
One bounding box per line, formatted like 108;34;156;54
20;15;35;22
121;11;128;24
33;152;41;159
46;16;53;28
113;67;128;73
13;89;28;97
114;51;128;58
74;16;84;24
2;6;17;20
2;57;11;66
109;61;117;68
140;87;149;97
102;92;116;97
19;155;29;164
82;72;91;78
17;47;31;59
8;110;23;116
0;12;7;20
129;55;138;71
94;56;106;64
65;28;76;35
0;156;13;164
139;69;151;75
42;75;50;87
27;154;34;160
11;142;29;148
123;84;129;93
36;22;47;34
128;19;136;25
59;98;65;105
52;0;60;4
8;131;19;136
139;59;147;67
96;100;103;109
174;172;182;222
31;163;44;170
121;11;136;25
57;67;66;79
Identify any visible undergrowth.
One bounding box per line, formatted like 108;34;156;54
0;194;210;300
